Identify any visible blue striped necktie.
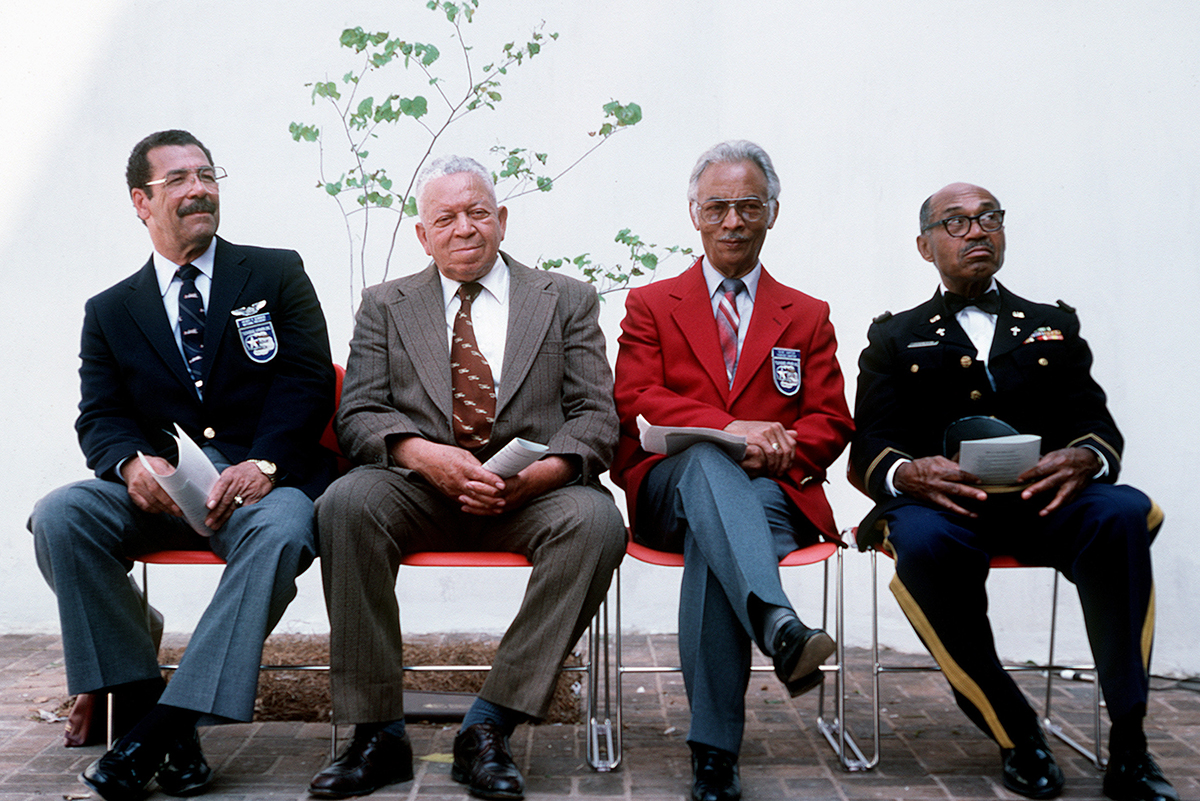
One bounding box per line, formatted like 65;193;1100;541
177;263;206;394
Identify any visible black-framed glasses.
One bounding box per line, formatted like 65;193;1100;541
922;209;1005;237
697;196;769;225
144;166;227;192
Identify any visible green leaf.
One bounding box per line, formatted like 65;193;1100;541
403;196;418;218
312;81;341;101
288;122;319;142
640;253;658;270
536;176;553;192
397;96;428;119
325;180;343;196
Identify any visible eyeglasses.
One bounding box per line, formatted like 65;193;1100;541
922;209;1005;237
696;196;770;225
144;166;227;192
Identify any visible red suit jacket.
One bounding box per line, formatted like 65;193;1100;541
612;259;854;541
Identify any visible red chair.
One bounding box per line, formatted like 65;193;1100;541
859;530;1105;770
608;535;870;771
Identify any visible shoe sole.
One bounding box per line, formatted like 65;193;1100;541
451;764;524;800
1002;775;1063;799
308;769;414;800
785;631;835;685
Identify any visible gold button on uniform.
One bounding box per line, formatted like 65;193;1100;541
910;364;919;373
969;390;983;401
960;355;973;368
1038;358;1049;366
203;427;216;440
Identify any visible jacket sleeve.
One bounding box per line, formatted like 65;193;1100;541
76;296;158;481
850;319;914;501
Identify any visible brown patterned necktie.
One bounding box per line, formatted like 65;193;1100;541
451;281;495;450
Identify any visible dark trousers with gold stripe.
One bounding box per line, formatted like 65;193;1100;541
881;483;1160;749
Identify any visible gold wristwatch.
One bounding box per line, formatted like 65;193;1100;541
250;459;278;486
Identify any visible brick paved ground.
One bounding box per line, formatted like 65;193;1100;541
1;633;1196;800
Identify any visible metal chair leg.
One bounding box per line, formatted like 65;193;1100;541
815;546;872;770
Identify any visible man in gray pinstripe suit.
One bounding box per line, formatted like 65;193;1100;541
309;155;625;801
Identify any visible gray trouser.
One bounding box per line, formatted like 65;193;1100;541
30;474;316;722
638;443;815;755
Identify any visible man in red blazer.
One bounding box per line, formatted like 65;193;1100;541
612;141;853;801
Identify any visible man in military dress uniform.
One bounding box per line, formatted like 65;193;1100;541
850;182;1176;801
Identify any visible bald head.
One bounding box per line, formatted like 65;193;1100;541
916;182;1006;297
920;183;1000;232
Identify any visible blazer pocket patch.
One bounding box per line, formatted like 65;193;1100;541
771;347;802;396
236;312;278;363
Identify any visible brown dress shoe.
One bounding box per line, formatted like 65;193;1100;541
452;723;525;800
308;727;413;799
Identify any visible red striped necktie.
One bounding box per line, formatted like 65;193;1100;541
717;277;745;387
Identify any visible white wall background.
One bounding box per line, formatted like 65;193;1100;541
2;1;1197;677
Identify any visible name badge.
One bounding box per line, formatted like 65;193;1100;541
236;312;278;363
771;347;802;396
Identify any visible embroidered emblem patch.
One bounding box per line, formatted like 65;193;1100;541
771;347;802;396
1022;326;1064;344
236;312;278;363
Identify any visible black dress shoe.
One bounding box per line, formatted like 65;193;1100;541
771;619;834;697
1103;750;1179;801
80;739;167;801
308;727;414;798
156;729;212;796
690;744;740;801
1000;732;1065;799
451;723;525;800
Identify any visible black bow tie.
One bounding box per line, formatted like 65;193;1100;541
944;289;1000;315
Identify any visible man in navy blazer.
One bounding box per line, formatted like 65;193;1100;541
28;130;335;801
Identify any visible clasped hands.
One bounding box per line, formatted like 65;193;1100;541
391;437;574;516
724;419;797;477
894;446;1101;518
121;456;273;530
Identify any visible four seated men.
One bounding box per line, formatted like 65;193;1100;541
28;136;1176;801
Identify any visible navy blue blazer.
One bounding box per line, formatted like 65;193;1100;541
75;237;336;499
849;282;1122;544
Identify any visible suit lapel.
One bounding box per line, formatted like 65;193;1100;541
205;238;250;379
499;255;554;415
729;269;789;403
915;291;974;351
387;265;454;425
989;283;1037;360
669;262;730;397
123;259;196;393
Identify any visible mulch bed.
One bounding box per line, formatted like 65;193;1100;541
158;633;583;724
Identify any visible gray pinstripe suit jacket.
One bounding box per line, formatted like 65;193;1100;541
335;253;617;485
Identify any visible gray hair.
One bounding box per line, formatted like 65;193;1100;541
687;140;780;225
413;155;496;217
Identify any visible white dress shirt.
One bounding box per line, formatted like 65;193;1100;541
440;256;509;391
701;256;762;362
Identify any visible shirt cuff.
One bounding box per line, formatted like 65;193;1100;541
884;458;909;497
1080;445;1109;479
